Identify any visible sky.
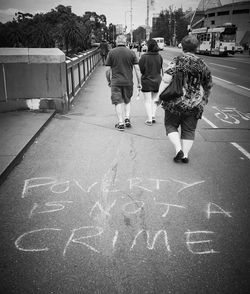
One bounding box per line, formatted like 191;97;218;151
0;0;247;28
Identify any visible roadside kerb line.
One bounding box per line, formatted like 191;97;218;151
202;116;250;160
237;85;250;91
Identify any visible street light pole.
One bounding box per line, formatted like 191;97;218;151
125;10;130;33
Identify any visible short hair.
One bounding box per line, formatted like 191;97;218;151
181;34;199;53
116;35;127;45
147;39;159;52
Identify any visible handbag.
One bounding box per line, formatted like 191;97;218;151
159;70;184;102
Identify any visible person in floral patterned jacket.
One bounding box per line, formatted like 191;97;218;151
157;34;213;163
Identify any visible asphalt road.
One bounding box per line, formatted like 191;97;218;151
0;50;250;294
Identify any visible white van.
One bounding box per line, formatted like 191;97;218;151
152;37;164;50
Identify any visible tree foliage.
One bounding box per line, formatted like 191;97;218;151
0;4;189;51
133;26;146;43
150;7;188;45
0;5;110;56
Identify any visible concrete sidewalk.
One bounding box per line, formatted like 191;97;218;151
0;109;55;185
0;61;168;186
0;61;143;185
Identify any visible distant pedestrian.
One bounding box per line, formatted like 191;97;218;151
139;39;163;126
105;34;141;131
100;39;109;65
156;35;213;163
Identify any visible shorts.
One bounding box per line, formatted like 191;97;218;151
111;85;133;105
164;110;198;140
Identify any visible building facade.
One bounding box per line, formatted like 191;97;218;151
192;1;250;44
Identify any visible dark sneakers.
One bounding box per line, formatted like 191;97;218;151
124;118;131;128
181;157;189;163
115;118;131;131
173;150;184;162
173;150;190;163
115;123;125;131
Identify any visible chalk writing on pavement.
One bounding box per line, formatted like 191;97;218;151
15;177;232;257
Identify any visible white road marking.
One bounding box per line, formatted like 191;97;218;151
202;116;218;129
212;76;250;93
202;116;250;160
209;63;236;70
230;142;250;160
213;76;233;84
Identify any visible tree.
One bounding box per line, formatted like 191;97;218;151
5;20;24;47
133;26;146;43
28;21;54;48
151;10;169;42
175;9;189;44
0;4;109;54
62;19;83;55
151;7;188;45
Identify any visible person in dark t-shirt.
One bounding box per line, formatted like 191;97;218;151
106;35;141;131
100;40;109;65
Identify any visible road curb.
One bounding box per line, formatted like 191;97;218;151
0;110;56;186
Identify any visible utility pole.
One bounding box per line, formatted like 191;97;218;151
169;5;173;46
146;0;150;40
146;0;149;26
130;0;133;43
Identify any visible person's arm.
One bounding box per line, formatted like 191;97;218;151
160;55;164;76
155;58;176;103
105;68;112;87
154;73;172;104
134;64;142;89
201;65;213;105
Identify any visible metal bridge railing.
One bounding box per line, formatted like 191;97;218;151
65;48;101;108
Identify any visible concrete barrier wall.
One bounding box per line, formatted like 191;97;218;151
0;48;67;113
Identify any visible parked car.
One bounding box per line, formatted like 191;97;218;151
235;43;244;53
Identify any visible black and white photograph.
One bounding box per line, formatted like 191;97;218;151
0;0;250;293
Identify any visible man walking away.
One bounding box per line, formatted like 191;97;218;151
100;39;109;65
106;34;141;131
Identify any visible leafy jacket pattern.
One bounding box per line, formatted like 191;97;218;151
162;52;213;118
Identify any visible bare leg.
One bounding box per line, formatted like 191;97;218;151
168;132;182;154
115;103;124;124
152;92;158;119
182;139;194;158
124;102;131;119
143;92;152;122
